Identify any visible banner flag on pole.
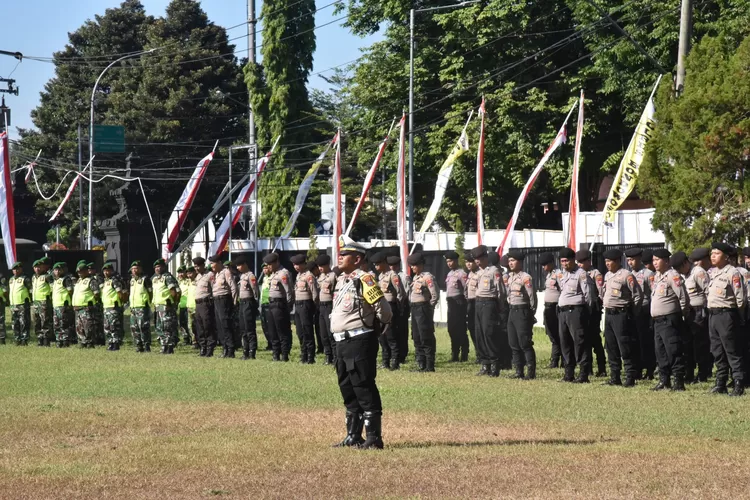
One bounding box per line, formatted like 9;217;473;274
161;144;217;259
476;98;486;246
49;167;88;222
210;137;280;256
413;111;473;249
497;101;577;257
395;114;409;275
0;132;16;268
346;119;396;236
566;90;584;250
332;129;343;265
278;133;339;240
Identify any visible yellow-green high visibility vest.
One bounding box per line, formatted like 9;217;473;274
72;278;94;307
152;275;171;306
178;278;189;309
260;278;270;305
52;277;71;308
186;280;196;309
130;277;150;308
9;276;30;306
32;274;52;301
101;278;120;309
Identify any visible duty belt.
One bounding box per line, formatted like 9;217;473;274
605;306;629;314
269;297;287;303
544;302;558;308
476;297;497;302
709;307;735;314
239;297;255;302
509;304;530;310
558;304;583;312
319;300;333;305
195;297;212;304
332;328;373;342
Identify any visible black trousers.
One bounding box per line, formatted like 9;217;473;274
543;304;562;364
318;301;334;357
653;313;686;378
238;298;257;352
313;308;322;353
634;305;655;374
294;299;316;356
559;306;591;373
587;309;606;373
379;301;400;363
685;307;712;379
411;303;435;362
507;307;535;370
336;332;381;413
475;298;500;364
467;299;477;354
498;309;512;369
260;304;272;348
447;297;469;357
194;300;216;350
604;310;638;379
267;300;292;356
213;296;234;349
709;309;746;383
399;303;410;363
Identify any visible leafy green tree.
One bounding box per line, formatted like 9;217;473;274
307;223;319;261
453;216;466;267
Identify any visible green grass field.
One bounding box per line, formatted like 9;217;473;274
1;325;749;499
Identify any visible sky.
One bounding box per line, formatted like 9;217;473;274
0;0;381;132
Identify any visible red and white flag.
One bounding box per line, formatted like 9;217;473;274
497;101;577;256
162;145;217;259
566;91;584;250
49;173;83;222
0;132;16;268
346;119;395;236
476;98;486;246
210;138;279;257
24;163;34;184
396;114;410;276
332;129;343;265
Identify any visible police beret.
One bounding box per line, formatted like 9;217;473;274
263;253;279;264
290;254;306;265
40;257;51;264
641;249;653;263
386;256;400;265
53;262;66;270
192;257;206;265
539;252;555;265
742;247;750;257
728;246;738;257
603;249;622;260
186;266;195;272
316;254;331;266
87;262;96;269
669;251;688;268
102;262;114;270
652;248;672;259
76;260;88;268
306;261;318;272
488;252;500;266
76;262;88;271
471;245;488;259
444;251;459;260
507;250;525;261
130;260;142;268
11;262;22;270
559;248;575;260
369;252;386;264
624;248;643;258
689;248;709;261
575;249;591;262
153;258;167;267
208;255;222;263
234;257;247;266
407;253;424;265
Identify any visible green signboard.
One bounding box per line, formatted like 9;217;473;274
92;124;125;153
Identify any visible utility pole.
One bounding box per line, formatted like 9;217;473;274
78;125;84;249
248;0;259;274
675;0;693;95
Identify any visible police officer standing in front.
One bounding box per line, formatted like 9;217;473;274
682;248;713;382
316;254;337;365
387;255;410;364
373;252;404;370
407;253;439;372
235;257;259;360
209;256;238;358
291;254;319;364
444;250;469;362
576;249;607;377
471;245;506;377
264;253;294;362
506;250;537;380
706;242;746;396
540;253;562;369
625;248;656;380
192;257;216;357
331;235;392;450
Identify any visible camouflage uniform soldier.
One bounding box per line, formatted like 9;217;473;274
0;273;8;344
9;262;32;345
72;261;100;348
151;258;181;354
51;262;74;347
177;266;192;346
101;263;126;350
86;263;105;345
31;259;54;346
129;261;153;352
185;266;198;349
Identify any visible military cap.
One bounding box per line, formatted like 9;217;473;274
315;254;331;266
559;248;575;260
624;248;643;258
176;265;185;273
507;250;525;261
603;249;622;261
369;252;386;264
290;254;307;265
153;258;167;267
641;249;654;263
262;253;279;264
743;247;750;257
689;248;710;261
11;262;22;270
407;253;424;265
130;260;142;268
339;235;367;256
186;266;195;272
224;260;233;267
306;261;318;272
539;252;555;265
76;261;88;271
488;252;500;266
102;262;114;270
575;249;591;262
471;245;488;259
87;262;96;269
652;248;671;259
444;250;459;260
386;255;401;265
32;259;41;267
712;242;732;255
192;256;206;265
234;257;247;266
53;262;66;270
40;256;51;265
208;255;222;263
669;251;688;268
728;246;738;257
499;254;509;268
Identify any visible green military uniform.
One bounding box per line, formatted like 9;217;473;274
52;263;74;346
129;262;152;352
101;264;126;350
151;260;181;353
9;263;32;345
72;262;100;348
177;267;192;346
32;260;54;346
88;263;105;346
0;275;8;344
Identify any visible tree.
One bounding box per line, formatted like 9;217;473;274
640;35;750;249
453;216;466;267
307;223;319;261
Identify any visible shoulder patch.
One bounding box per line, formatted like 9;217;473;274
281;274;288;283
361;274;376;287
733;274;742;288
627;275;635;285
523;276;531;286
557;272;563;279
672;274;682;285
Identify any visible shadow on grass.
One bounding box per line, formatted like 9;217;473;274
389;437;614;449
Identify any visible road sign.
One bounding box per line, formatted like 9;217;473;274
92;124;125;153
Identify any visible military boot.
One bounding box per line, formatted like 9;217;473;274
548;356;560;369
622;376;636;387
205;347;214;358
710;379;728;394
226;347;236;358
199;346;207;357
560;366;575;383
730;379;745;397
523;365;536;380
37;337;45;347
358;411;384;450
574;372;590;384
450;350;459;363
144;344;151;352
651;374;671;391
379;357;390;369
219;346;228;358
300;350;308;364
489;363;500;378
508;367;524;379
476;364;490;376
389;359;400;371
671;375;686;392
242;348;251;360
272;352;280;361
459;349;469;363
332;411;365;448
325;353;333;366
602;373;622;386
425;356;436;372
249;350;256;359
281;352;290;362
62;340;70;348
410;358;426;372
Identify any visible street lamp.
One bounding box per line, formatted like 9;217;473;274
409;0;479;240
88;48;157;249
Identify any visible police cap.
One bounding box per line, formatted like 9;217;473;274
208;255;222;263
507;250;525;261
575;249;591;262
669;251;688;268
559;248;575;260
386;256;401;265
652;248;672;260
407;253;424;265
306;261;318;272
290;254;307;265
234;257;247;267
369;252;386;264
641;249;654;263
316;254;331;266
689;248;710;261
711;242;732;255
539;252;555;266
603;249;622;261
471;245;488;259
444;251;459;260
263;253;279;264
192;257;206;266
743;247;750;257
624;248;643;258
339;235;367;256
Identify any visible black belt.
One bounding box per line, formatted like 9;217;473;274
509;304;530;311
559;305;583;312
295;299;313;305
214;295;231;301
709;307;735;314
412;302;431;307
476;297;497;302
239;297;255;302
652;314;678;322
447;296;466;301
544;302;558;308
319;300;333;305
269;298;287;303
195;297;212;304
605;307;629;315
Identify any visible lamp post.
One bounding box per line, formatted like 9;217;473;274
88;48;156;249
409;1;479;240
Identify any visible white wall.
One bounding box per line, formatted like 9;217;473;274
561;208;665;247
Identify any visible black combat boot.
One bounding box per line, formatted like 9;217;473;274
730;379;745;397
249;350;256;359
226;347;235;358
332;411;365;448
523;365;536;380
199;346;207;357
710;379;728;394
144;344;151;352
389;359;400;371
281;352;289;362
300;350;308;364
272;352;280;361
560;366;575;383
644;368;655;380
410;358;426;372
205;347;214;358
489;363;500;378
325;353;333;366
476;364;490;376
425;356;436;372
602;373;622;386
548;356;560;369
242;348;251;360
379;357;390;369
450;350;459;363
219;346;228;358
574;369;590;383
56;340;63;348
37;337;45;347
62;340;70;348
359;411;384;450
651;374;671;391
671;375;686;392
460;349;469;363
623;376;636;387
508;367;524;379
